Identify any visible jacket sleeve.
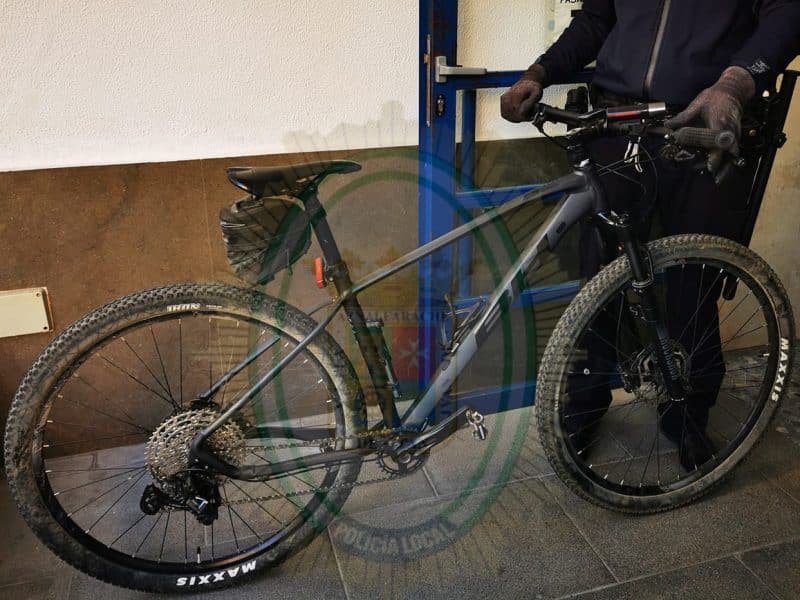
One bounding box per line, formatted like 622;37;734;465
534;0;616;84
730;0;800;92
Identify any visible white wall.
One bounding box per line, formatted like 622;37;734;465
0;0;557;172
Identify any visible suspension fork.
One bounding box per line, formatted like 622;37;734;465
596;212;687;401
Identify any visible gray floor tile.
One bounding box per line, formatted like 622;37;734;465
65;532;346;599
747;429;800;504
339;460;437;516
544;430;800;582
0;481;72;587
329;477;615;599
0;578;63;600
740;538;800;600
421;406;553;496
568;556;775;600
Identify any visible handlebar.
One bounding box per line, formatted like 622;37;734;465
671;127;736;152
531;101;736;153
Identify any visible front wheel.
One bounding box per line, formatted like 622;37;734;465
537;235;795;513
4;283;365;592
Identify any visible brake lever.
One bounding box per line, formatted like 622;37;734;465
713;155;746;186
659;142;697;163
714;161;733;185
530;104;547;131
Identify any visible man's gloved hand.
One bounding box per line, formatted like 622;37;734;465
501;64;547;123
665;66;756;174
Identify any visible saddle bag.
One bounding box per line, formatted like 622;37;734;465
219;195;312;285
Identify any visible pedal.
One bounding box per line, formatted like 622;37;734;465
466;409;488;441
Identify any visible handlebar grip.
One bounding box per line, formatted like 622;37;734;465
672;127;736;151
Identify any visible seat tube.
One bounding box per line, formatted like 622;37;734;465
302;189;401;427
302;189;344;267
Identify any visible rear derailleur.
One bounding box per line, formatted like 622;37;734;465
140;471;222;525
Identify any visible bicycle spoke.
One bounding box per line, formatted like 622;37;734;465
45;419;143;436
46;464;145;474
120;336;175;404
656;407;662;486
183;511;188;563
211;521;215;560
228;479;285;526
688;289;753;358
178;318;184;409
133;512;164;558
66;470;147;517
222;487;240;551
222;340;286;412
53;466;145;496
99;353;177;410
584;326;635;363
563;396;652;420
109;512;149;549
676;266;724;346
149;326;176;406
715;390;756;425
227;502;265;542
216;319;237;407
44;432;147;449
672;262;687;331
69;376;152;434
84;471;147;535
158;510;171;563
256;376;326;422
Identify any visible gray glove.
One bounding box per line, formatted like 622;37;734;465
501;64;547;123
665;66;756;173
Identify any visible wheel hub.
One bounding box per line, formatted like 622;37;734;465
622;341;691;403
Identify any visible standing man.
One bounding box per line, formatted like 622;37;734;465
501;1;800;470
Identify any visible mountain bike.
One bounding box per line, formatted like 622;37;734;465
4;100;795;593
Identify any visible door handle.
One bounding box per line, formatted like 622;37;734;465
435;56;488;83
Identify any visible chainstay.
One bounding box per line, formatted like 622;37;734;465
223;470;404;505
224;427;412;506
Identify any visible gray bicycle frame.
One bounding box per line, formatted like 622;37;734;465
190;164;606;479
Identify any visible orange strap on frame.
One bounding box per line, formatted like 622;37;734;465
314;257;326;288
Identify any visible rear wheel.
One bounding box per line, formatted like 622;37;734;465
4;283;364;592
536;235;795;513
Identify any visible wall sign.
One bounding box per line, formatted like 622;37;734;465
551;0;583;45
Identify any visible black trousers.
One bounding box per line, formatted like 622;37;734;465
565;134;757;435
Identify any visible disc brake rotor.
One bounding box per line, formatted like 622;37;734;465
622;341;691;403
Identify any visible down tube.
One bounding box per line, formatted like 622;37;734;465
400;187;596;430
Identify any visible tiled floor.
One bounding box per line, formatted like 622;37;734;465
2;373;800;599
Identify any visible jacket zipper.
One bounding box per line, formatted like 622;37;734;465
643;0;672;97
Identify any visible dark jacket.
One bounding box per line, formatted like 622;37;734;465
536;0;800;105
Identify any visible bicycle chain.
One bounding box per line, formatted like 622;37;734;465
222;428;412;506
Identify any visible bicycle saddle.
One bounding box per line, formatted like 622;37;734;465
226;160;362;197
